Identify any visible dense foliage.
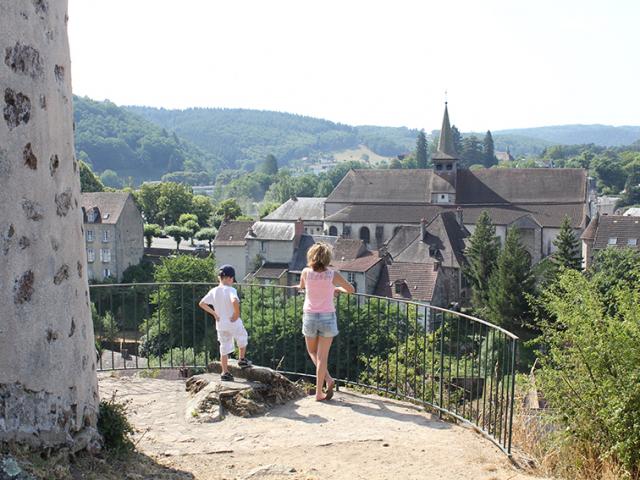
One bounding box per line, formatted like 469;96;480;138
537;260;640;477
127;105;418;171
74;96;212;184
463;211;500;308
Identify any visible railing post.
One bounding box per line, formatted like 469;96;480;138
438;312;445;418
508;338;517;455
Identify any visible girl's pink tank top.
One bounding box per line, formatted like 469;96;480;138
303;269;335;313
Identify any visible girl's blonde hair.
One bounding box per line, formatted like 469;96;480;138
307;242;332;272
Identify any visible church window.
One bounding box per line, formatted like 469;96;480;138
329;226;338;236
359;226;370;243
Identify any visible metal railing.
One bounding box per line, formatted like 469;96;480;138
90;282;518;455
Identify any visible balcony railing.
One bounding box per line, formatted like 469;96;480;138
90;282;518;455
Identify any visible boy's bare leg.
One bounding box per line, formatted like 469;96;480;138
305;337;334;388
239;346;246;359
221;354;229;373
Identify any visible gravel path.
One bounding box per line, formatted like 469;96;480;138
99;372;548;480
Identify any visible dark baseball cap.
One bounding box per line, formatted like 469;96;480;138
218;264;236;280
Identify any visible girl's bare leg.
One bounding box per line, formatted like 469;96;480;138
305;336;334;388
315;336;334;401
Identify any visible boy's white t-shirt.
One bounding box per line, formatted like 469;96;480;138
200;285;241;332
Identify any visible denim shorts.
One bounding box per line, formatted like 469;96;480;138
302;312;339;338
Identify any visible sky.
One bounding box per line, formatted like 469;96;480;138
67;0;640;132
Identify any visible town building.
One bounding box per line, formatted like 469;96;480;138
324;103;592;264
263;196;326;235
375;211;470;307
212;220;254;281
330;238;383;295
80;192;144;281
581;214;640;268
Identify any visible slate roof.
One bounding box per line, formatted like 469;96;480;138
375;262;439;302
333;238;367;261
80;192;132;225
263;197;326;222
325;203;587;228
384;212;468;269
589;215;640;250
214;221;254;246
246;221;295;241
456;168;587;204
325;168;587;210
253;263;289;279
332;251;381;273
289;234;315;273
328;169;432;204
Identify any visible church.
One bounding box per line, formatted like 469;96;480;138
323;104;593;264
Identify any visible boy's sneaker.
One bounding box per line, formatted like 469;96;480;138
221;372;234;381
237;358;251;368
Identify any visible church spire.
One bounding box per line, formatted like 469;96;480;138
436;102;457;158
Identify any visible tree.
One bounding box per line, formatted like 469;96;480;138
182;219;200;245
164;225;190;251
135;182;163;224
463;211;500;308
551;216;581;272
100;169;123;189
79;160;105;192
157;182;194;225
483;130;497;167
415;130;428;169
261;154;279;175
195;227;217;252
177;213;198;226
215;198;243;221
389;157;403;169
487;227;535;330
191;195;214;227
451;125;463;154
143;223;161;248
315;178;334;196
259;202;280;219
461;136;484;167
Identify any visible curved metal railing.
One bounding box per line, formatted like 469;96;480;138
90;282;518;455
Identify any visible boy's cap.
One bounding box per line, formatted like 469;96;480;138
218;264;236;279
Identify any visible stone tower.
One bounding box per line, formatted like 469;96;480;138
1;0;99;450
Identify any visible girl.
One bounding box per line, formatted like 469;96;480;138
298;242;355;401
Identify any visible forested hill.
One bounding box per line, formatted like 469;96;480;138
125;106;418;170
73;96;215;184
495;124;640;148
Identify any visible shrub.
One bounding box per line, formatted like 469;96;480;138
97;395;135;453
537;269;640;477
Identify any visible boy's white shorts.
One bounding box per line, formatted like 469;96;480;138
217;320;248;356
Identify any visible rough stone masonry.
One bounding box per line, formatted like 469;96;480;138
0;0;100;451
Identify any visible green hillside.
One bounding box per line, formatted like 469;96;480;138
495;124;640;148
125;106;418;170
73;96;213;184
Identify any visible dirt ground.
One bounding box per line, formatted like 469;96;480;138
98;371;550;480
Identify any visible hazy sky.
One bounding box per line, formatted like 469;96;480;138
68;0;639;132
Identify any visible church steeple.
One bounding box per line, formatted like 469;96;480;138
433;102;458;160
430;102;458;204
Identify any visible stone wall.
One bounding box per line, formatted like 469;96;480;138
0;0;100;450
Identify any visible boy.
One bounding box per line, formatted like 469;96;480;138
198;265;250;381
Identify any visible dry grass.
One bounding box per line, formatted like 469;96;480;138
510;389;635;480
332;144;391;165
1;446;193;480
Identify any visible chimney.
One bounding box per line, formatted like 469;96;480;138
294;218;304;248
456;207;463;227
420;218;427;242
